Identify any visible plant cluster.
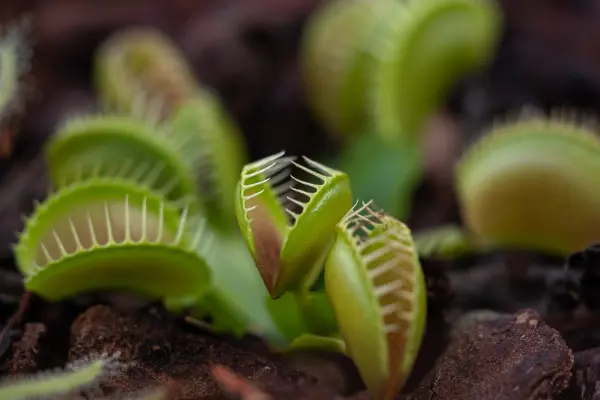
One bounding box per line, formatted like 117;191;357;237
301;0;600;263
234;151;428;397
4;1;585;398
5;26;428;400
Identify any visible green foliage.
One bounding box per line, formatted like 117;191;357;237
335;130;422;219
414;224;476;259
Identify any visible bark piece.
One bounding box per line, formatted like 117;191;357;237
410;309;573;400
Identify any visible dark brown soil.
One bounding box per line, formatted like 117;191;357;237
3;0;600;399
68;305;336;399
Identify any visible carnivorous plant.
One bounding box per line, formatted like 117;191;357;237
416;110;600;258
325;201;427;400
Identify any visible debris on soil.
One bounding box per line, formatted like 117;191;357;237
69;305;337;400
0;126;17;159
408;309;573;400
0;292;32;360
284;351;364;396
9;322;46;375
212;365;273;400
213;364;339;400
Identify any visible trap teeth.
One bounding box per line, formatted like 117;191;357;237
46;113;204;214
15;179;212;307
236;151;353;297
325;203;426;400
456;113;600;255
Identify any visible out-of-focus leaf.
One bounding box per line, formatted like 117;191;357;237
335;130;423;219
414;224;477;259
287;333;346;354
300;290;338;335
265;291;309;347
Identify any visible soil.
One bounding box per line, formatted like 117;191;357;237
2;0;600;399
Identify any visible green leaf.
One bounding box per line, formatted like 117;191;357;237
298;290;339;336
414;224;477;259
264;289;340;350
335;130;423;219
265;292;310;346
186;231;290;349
287;333;346;354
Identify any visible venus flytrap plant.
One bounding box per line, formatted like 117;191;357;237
302;0;502;144
44;99;283;344
95;27;200;118
370;0;502;144
236;150;353;296
95;27;251;231
300;0;400;141
45;113;204;213
14;178;212;309
416;110;600;259
455;111;600;256
302;0;502;219
0;352;124;400
149;94;288;344
235;151;352;335
325;201;426;400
